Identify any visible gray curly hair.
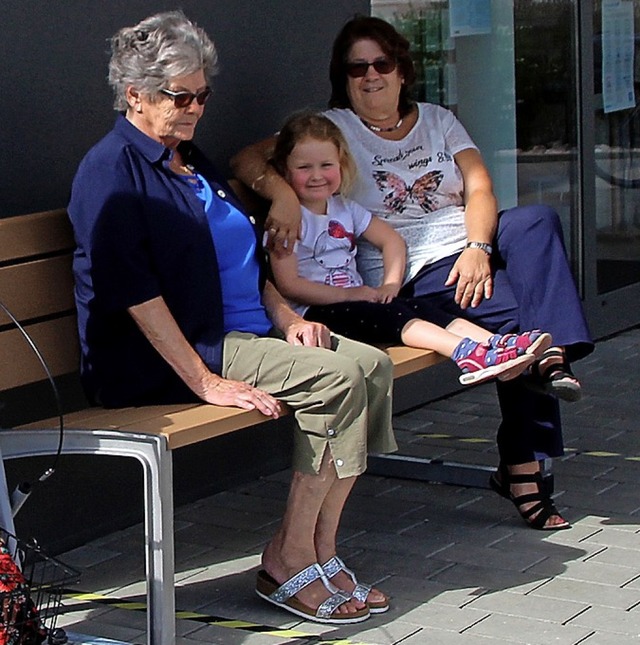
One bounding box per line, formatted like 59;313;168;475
108;11;218;111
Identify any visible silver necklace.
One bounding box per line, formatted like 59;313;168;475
360;116;403;133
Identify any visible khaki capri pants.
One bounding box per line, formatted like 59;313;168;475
222;332;397;478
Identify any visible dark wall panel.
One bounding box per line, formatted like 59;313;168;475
1;0;369;218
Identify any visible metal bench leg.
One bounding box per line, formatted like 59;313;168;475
139;438;175;645
0;429;177;645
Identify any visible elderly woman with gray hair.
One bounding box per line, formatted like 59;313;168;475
68;11;396;625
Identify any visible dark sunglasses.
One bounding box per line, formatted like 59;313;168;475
345;58;397;78
159;87;212;108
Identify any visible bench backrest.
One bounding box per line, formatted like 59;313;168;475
0;210;78;391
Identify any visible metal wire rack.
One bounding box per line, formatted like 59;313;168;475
0;529;79;645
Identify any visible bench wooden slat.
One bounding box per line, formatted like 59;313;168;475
0;315;79;389
18;403;201;430
385;345;445;378
0;210;73;262
119;406;273;449
20;402;275;449
0;255;75;325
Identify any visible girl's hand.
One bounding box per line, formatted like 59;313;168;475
375;283;400;303
344;285;380;302
445;248;493;309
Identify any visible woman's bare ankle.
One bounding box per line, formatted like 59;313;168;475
262;539;318;583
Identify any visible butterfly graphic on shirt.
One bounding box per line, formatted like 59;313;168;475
313;219;358;287
373;169;444;214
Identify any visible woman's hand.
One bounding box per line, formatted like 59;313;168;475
284;319;332;348
230;136;302;255
445;248;493;309
264;188;303;255
200;373;283;417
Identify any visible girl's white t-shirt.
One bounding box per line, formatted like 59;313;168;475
290;194;372;315
325;103;477;286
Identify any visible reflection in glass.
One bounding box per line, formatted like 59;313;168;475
513;1;579;273
372;1;580;271
594;0;640;294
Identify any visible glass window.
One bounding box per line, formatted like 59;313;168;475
373;0;581;268
594;0;640;294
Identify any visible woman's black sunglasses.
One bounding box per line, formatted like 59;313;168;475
160;87;212;108
345;58;397;78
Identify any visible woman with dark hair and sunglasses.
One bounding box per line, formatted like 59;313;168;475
232;15;594;531
68;11;399;624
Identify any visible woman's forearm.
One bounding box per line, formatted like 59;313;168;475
230;137;289;201
231;138;302;251
464;189;498;243
455;148;499;243
261;280;304;332
128;296;220;398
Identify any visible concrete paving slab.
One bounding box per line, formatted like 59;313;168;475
565;604;640;637
530;576;640;609
465;613;593;644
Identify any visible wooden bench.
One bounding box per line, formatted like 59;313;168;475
0;206;446;645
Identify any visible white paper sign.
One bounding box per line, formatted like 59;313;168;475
602;0;636;113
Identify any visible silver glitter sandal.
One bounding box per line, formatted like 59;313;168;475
255;563;370;624
321;556;390;613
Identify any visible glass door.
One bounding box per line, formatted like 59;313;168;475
594;0;640;294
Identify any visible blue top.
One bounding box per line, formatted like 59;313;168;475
68;115;268;407
186;173;272;335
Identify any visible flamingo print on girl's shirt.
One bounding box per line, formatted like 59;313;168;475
312;219;360;288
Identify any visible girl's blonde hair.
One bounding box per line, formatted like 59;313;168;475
271;111;357;195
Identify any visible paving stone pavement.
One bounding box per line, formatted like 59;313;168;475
57;327;640;644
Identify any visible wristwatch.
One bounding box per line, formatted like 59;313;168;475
465;241;493;256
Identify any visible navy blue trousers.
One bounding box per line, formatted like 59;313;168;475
400;204;594;464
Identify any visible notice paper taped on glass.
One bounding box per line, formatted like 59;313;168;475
602;0;636;113
449;0;491;37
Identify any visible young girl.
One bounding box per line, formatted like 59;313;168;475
268;112;552;385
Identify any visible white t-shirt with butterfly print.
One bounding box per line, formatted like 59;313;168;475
325;103;477;287
288;194;372;315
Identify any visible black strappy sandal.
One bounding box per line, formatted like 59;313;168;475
525;348;582;402
489;466;570;531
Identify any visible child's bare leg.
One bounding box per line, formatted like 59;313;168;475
400;317;493;357
444;317;493;344
400;318;464;357
401;318;539;385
